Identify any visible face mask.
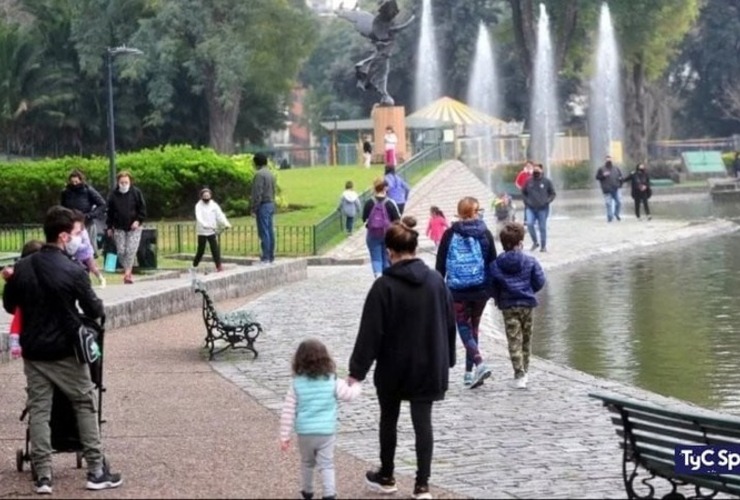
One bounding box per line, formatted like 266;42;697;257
118;183;130;193
533;171;542;179
65;234;82;256
202;197;211;203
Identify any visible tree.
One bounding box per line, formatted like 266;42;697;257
669;0;740;138
130;0;316;153
610;0;700;161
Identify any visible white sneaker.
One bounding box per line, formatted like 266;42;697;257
98;276;107;289
515;373;528;389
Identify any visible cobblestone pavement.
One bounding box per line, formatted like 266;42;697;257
214;215;738;499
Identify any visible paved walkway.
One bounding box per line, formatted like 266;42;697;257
1;160;738;498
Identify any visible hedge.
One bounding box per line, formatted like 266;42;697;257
0;145;276;224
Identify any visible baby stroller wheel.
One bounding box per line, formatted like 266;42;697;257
16;448;24;472
76;451;83;469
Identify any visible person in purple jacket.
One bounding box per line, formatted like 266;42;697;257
489;222;546;389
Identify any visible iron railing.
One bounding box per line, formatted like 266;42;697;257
0;144;454;259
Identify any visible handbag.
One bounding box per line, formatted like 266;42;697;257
74;316;102;364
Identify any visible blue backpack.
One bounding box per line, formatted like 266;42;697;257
445;232;485;290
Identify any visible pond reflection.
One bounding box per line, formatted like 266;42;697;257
528;222;740;413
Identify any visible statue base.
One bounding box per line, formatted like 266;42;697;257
372;105;407;165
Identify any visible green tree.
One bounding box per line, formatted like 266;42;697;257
130;0;316;154
608;0;700;161
669;0;740;138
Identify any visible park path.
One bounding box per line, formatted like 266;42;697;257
1;159;738;498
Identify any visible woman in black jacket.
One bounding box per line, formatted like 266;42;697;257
106;171;146;284
349;216;456;500
623;163;652;220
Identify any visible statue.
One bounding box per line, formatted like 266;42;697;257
337;0;415;106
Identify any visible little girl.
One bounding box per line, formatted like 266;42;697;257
279;338;362;500
72;210;106;287
425;206;448;249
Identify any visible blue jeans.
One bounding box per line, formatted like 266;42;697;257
256;202;275;262
345;216;355;234
366;233;389;276
603;190;622;221
525;206;549;249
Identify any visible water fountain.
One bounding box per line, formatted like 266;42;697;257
467;22;500;193
530;3;559;183
588;2;623;169
413;0;442;111
467;22;499;118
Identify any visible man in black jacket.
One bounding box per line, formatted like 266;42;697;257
3;206;122;494
521;164;556;252
595;155;624;222
60;169;106;256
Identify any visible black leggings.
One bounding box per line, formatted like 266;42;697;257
634;197;650;218
193;234;221;267
378;394;433;485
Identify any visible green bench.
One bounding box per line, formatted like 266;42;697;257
192;279;263;360
590;392;740;499
651;178;675;188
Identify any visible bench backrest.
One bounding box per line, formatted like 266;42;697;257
590;392;740;494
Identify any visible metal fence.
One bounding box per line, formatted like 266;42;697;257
0;144;454;260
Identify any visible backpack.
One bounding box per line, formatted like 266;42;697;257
445;232;485;290
366;199;391;238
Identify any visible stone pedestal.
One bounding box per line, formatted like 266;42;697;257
372;105;407;165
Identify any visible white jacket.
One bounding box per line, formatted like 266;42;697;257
195;200;230;236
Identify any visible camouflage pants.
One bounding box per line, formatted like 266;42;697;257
502;307;534;378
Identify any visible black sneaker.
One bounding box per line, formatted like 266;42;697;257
301;491;314;500
413;483;433;499
530;242;539;251
86;466;123;490
365;470;398;494
34;477;52;495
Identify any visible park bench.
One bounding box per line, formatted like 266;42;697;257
192;279;262;360
590;391;740;499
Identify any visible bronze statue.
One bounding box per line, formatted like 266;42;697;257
337;0;415;106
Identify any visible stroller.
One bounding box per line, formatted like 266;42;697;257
15;316;107;479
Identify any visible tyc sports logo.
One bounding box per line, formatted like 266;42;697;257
675;445;740;475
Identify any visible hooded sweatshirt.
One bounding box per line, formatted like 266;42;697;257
338;189;362;218
349;258;456;402
435;219;497;301
489;250;546;309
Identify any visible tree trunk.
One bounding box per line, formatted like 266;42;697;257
509;0;535;82
625;59;647;163
204;68;241;155
555;1;579;71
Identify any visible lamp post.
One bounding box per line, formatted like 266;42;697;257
106;45;144;191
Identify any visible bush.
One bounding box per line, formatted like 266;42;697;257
0;145;271;224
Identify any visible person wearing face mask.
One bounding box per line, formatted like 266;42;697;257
595;155;624;222
105;171;147;284
60;169;106;258
3;206;122;495
623;162;653;220
193;187;231;272
521;164;556;252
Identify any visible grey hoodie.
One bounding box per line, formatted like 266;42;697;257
338;189;361;217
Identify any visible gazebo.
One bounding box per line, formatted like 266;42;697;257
407;96;509;135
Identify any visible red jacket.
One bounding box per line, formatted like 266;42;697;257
515;170;532;190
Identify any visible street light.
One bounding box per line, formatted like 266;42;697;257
107;45;144;191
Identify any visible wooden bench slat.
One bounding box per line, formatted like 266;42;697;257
611;416;740;446
610;410;740;441
591;392;740;430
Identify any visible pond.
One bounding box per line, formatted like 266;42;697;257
523;196;740;413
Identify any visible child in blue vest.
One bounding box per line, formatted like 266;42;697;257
279;338;362;500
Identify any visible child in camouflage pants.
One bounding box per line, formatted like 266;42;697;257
488;222;546;389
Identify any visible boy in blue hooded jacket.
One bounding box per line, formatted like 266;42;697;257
489;222;546;389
